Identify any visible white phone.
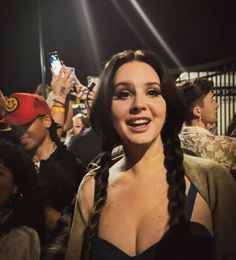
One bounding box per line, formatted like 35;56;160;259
48;51;62;76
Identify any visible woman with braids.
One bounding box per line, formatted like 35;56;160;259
66;50;236;260
0;139;45;259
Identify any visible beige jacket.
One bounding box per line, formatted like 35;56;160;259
65;154;236;260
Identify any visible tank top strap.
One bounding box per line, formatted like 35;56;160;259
185;183;198;221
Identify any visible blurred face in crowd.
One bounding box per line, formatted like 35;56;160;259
0;162;15;206
11;115;52;152
198;91;219;125
111;61;166;147
72;116;84;136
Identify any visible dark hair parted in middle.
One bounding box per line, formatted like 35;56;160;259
90;49;185;151
81;50;187;260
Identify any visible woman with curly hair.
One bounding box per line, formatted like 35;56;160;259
0;139;45;259
66;50;236;260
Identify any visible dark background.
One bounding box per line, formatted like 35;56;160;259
0;0;235;96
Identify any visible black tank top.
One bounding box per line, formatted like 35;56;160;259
91;180;216;260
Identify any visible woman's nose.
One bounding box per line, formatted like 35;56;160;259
130;95;147;114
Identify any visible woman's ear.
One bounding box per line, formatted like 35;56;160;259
42;115;52;128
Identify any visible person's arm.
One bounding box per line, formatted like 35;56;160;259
48;66;87;138
63;80;87;132
47;65;75;138
44;206;62;230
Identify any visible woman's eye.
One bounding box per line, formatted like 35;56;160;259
146;89;161;96
115;91;131;99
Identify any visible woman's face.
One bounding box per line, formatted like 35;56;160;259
73;117;84;136
0;162;15;206
111;61;166;147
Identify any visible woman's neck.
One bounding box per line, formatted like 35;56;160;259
122;136;166;176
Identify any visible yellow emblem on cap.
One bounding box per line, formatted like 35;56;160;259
6;97;19;112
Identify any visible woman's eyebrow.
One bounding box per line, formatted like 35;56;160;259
114;81;161;88
146;82;161;87
114;81;131;88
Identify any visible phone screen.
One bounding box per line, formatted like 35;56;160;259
48;51;62;75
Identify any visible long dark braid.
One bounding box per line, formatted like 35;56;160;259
81;151;112;260
162;108;186;229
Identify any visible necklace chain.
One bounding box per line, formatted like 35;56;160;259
0;208;13;226
33;142;57;164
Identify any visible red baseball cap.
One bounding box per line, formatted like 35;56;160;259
4;93;51;126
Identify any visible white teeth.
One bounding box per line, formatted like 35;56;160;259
132;119;148;124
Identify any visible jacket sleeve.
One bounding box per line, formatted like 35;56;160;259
65;171;96;260
184;155;236;260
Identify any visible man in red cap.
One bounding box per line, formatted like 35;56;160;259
4;92;85;258
5;93;53;152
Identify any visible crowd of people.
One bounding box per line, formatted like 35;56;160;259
0;49;235;260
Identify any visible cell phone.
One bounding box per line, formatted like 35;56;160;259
87;76;99;91
48;51;62;75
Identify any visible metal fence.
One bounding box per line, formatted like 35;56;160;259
171;56;236;135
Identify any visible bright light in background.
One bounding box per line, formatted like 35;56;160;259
111;0;150;49
78;0;101;71
130;0;183;69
